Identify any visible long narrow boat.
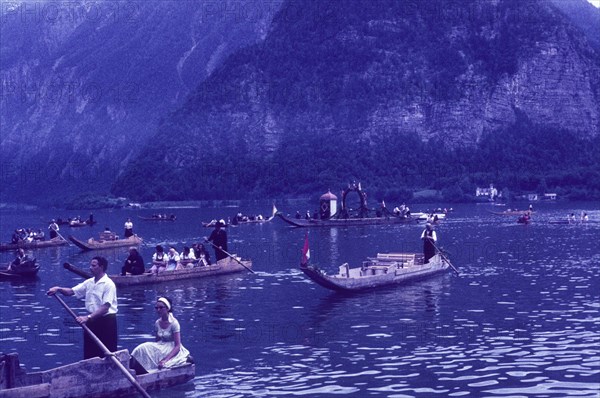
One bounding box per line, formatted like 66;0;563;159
67;220;97;227
231;214;275;225
68;235;143;251
64;255;252;286
231;204;279;225
300;252;450;292
277;213;416;227
137;215;177;221
487;209;533;216
0;260;39;280
410;212;446;221
0;238;68;252
0;350;194;398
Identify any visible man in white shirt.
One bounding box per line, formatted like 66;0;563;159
47;256;118;359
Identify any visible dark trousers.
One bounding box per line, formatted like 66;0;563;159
215;249;228;262
84;314;117;359
423;241;436;264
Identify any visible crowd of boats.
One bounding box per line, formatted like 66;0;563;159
2;184;593;397
488;206;591;225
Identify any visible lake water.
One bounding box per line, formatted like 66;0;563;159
1;202;599;397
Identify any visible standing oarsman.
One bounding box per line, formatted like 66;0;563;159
206;220;228;262
48;220;59;239
420;223;437;264
47;256;118;359
124;218;134;238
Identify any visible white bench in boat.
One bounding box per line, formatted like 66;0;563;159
339;263;350;277
366;253;416;267
376;253;416;264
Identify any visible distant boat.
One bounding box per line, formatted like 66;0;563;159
277;213;415;227
488;210;533;216
410;212;446;221
0;259;39;279
277;184;419;227
0;237;68;252
68;235;143;251
517;215;532;224
231;204;278;225
68;219;97;227
138;215;176;221
0;350;194;397
64;256;252;287
300;253;450;292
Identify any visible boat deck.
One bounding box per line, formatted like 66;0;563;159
0;350;194;398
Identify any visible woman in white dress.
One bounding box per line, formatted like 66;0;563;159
130;297;191;374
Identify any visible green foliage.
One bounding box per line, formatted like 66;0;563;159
66;194;127;210
112;119;600;202
109;0;599;203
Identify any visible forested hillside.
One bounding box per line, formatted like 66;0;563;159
113;0;600;202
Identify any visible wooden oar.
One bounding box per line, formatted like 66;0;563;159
52;294;151;398
204;239;255;274
432;241;459;276
54;229;70;244
63;262;92;278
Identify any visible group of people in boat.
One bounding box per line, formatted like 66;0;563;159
121;244;212;276
295;210;319;220
231;212;267;224
48;256;192;375
5;248;33;271
150;213;176;220
121;235;221;277
391;203;412;217
11;228;45;243
145;243;213;275
93;219;135;242
66;215;94;226
518;210;533;223
567;212;589;224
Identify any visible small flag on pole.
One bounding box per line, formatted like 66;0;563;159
301;232;310;266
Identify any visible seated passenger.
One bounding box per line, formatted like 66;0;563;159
149;245;167;274
130;297;191;374
176;246;196;270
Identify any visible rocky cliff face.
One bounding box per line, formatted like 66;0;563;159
0;0;280;201
2;0;599;202
111;0;599;200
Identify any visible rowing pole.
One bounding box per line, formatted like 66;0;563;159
204;239;255;274
432;241;459;276
51;294;151;398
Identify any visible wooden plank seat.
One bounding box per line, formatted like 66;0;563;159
376;253;416;262
376;253;415;266
360;264;393;276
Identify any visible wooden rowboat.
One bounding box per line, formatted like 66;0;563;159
277;213;416;227
300;253;450;292
0;350;194;398
137;215;176;221
67;220;97;227
0;260;39;280
64;255;252;286
0;238;68;252
487;210;533;216
68;235;143;251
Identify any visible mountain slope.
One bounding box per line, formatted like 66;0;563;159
0;0;280;201
114;0;600;200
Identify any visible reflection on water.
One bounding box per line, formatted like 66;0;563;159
0;203;598;396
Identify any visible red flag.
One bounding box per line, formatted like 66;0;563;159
301;232;310;266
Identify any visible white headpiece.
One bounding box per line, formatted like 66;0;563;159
157;297;171;310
